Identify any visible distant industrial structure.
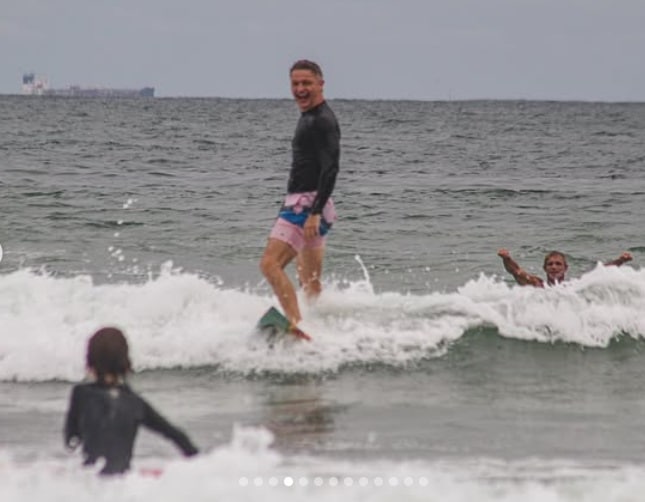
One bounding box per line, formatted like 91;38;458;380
21;73;154;98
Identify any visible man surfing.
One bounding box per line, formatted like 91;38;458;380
259;60;341;333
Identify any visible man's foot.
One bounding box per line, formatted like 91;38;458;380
288;322;312;341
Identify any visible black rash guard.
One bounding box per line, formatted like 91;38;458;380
64;382;198;475
287;101;340;215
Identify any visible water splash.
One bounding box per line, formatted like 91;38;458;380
1;263;644;381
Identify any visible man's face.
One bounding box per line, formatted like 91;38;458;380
544;254;568;284
291;69;324;112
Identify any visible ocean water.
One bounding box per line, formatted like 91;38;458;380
1;95;645;501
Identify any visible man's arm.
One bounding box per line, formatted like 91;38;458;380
497;248;544;287
310;113;340;215
604;251;633;267
305;113;340;238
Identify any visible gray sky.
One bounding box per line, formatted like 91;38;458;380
3;0;645;101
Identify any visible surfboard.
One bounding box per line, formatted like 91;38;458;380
139;467;164;478
257;306;312;341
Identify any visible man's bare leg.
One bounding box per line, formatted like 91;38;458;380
296;246;325;301
260;238;301;325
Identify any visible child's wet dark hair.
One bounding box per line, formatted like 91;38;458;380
86;327;132;383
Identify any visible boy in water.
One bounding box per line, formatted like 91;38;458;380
497;248;633;287
64;327;198;475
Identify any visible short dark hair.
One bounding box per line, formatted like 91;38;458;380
86;327;132;382
290;59;323;78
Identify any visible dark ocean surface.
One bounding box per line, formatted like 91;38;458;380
1;96;645;501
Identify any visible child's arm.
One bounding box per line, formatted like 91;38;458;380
63;386;82;449
498;248;544;287
141;398;199;456
604;252;633;267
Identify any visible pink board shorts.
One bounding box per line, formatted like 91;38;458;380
270;217;327;252
269;192;337;253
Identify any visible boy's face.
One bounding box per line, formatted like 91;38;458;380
544;254;568;283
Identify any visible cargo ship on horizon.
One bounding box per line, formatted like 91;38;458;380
22;73;154;98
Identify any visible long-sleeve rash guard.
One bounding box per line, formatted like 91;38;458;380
64;382;198;475
286;101;340;215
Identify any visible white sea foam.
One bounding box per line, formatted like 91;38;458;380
0;425;644;502
1;263;644;381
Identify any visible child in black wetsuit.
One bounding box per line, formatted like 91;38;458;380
64;327;199;475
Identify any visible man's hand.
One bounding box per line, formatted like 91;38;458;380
304;214;321;240
498;248;511;259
